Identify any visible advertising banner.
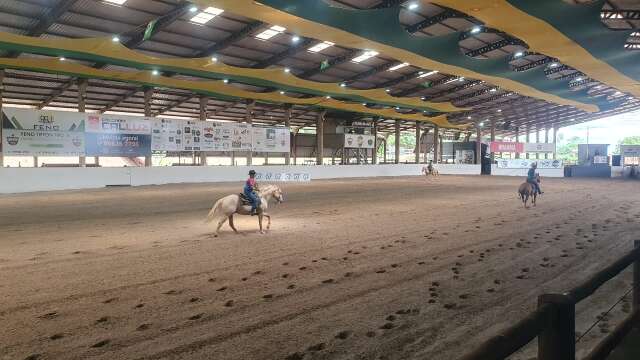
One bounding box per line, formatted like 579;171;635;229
621;145;640;158
255;171;311;182
85;114;151;156
490;141;523;153
344;133;375;149
181;120;203;151
151;118;182;151
253;126;290;153
496;159;563;169
2;108;85;156
203;122;252;151
523;142;555;153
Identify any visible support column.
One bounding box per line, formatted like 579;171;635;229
490;119;496;163
433;125;440;163
383;137;387;164
422;128;430;163
439;135;443;163
293;128;298;165
553;124;559;159
283;105;292;165
78;79;88;167
316;110;325;165
199;96;208;166
143;87;153;167
544;127;550;159
415;121;421;164
245;100;255;166
475;125;482;165
0;69;4;168
515;126;520;159
394;120;400;164
371;117;378;165
525;126;531;159
536;125;540;160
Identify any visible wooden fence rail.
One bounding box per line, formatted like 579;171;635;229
459;240;640;360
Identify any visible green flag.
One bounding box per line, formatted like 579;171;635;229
320;59;330;71
143;19;157;41
421;81;432;88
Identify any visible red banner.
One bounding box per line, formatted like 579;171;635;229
490;141;523;153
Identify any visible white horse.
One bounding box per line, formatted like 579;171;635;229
205;184;284;236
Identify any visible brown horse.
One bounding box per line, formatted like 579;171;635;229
518;174;541;208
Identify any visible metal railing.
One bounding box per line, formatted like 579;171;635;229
460;240;640;360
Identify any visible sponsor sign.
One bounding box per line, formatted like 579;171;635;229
621;145;640;158
593;155;608;164
181;120;203;151
255;171;311;182
151;118;182;151
523;142;555;153
252;126;290;153
85;114;151;156
1;108;85;156
344;133;375;149
203;122;252;151
490;141;523;153
496;159;563;169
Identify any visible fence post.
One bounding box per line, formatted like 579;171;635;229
538;294;575;360
634;240;640;312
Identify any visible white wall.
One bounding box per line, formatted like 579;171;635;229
0;164;481;194
491;165;564;178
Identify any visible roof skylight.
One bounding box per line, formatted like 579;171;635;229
352;50;379;63
308;41;335;53
255;25;286;40
190;7;224;25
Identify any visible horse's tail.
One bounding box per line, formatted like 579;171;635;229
205;198;223;223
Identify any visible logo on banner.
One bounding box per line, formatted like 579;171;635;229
6;134;19;145
72;137;83;147
35;113;60;131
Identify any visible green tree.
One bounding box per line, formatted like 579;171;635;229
557;136;584;163
615;136;640;154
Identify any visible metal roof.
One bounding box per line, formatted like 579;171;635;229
0;0;638;135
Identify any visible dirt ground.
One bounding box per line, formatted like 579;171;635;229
0;175;638;360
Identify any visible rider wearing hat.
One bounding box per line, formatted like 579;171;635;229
527;162;543;195
244;170;261;216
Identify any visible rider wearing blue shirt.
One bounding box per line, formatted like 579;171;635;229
527;163;543;195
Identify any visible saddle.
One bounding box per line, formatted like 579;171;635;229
238;193;252;206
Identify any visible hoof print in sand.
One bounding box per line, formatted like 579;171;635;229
335;330;352;340
91;339;110;348
188;313;204;320
136;323;151;331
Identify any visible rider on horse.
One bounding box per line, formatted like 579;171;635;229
244;170;261;215
527;162;543;195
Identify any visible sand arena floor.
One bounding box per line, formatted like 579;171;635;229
0;175;638;360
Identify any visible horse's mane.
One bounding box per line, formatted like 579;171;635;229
257;184;279;195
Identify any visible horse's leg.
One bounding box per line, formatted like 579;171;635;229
263;213;271;230
533;193;537;207
214;216;228;237
228;214;239;234
258;214;265;234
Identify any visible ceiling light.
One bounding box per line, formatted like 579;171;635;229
470;26;482;34
385;89;391;92
292;36;300;43
458;77;465;82
388;62;410;71
104;0;127;5
112;36;120;42
395;107;401;110
467;116;472;119
549;63;559;68
362;103;367;106
211;56;218;62
514;51;524;58
190;7;224;25
575;77;583;81
308;41;334;53
256;25;286;40
421;96;426;100
189;6;198;12
408;2;419;10
352;50;379;63
479;122;485;127
497;109;502;112
325;96;331;99
279;91;285;95
490;88;497;92
223;79;229;83
59;57;66;61
614;91;623;95
340;83;347;87
151;70;159;75
418;70;439;78
284;67;291;73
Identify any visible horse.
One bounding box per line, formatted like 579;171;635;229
421;165;439;178
205;184;284;236
518;174;541;208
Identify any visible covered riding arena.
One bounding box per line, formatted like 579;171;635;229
1;1;640;360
